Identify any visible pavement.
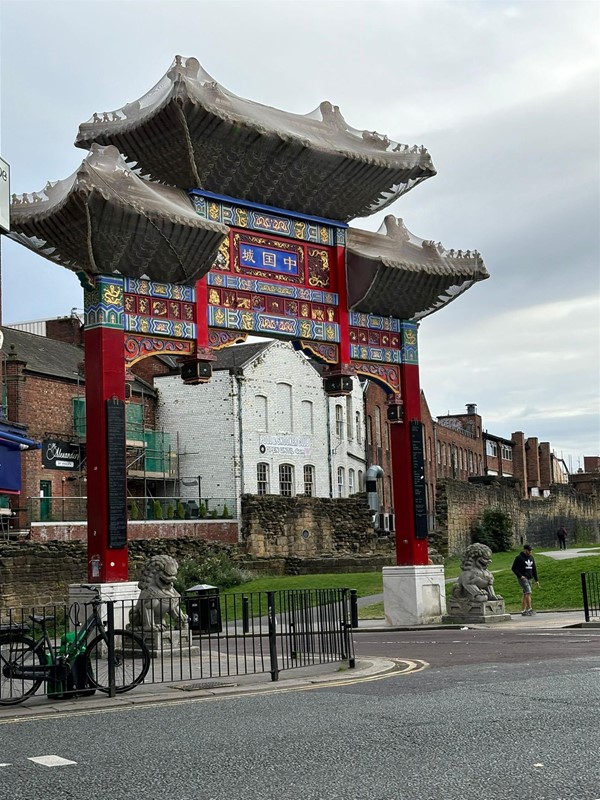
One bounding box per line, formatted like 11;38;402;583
2;608;595;722
2;546;596;720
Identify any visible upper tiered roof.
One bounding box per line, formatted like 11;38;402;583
9;145;227;284
347;216;489;320
75;56;436;222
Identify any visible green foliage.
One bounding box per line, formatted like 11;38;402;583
175;552;249;593
210;508;218;519
129;502;140;521
198;502;207;518
166;504;174;520
221;504;232;519
176;501;186;520
153;500;163;520
471;507;513;552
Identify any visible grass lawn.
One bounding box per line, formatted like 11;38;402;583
209;547;599;620
358;546;600;618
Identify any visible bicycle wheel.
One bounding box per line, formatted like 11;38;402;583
0;634;44;705
86;630;150;693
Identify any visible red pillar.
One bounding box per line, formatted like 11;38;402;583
84;276;128;582
390;323;428;566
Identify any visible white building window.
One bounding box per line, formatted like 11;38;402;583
304;464;315;496
346;396;353;439
257;463;269;495
358;470;363;491
486;440;498;457
301;400;314;434
255;394;268;432
348;469;355;495
501;445;513;461
276;383;293;432
279;464;294;497
356;411;362;443
335;404;344;439
337;467;345;498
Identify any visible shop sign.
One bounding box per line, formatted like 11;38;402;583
42;439;82;471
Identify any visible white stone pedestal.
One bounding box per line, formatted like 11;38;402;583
383;565;447;626
69;582;140;630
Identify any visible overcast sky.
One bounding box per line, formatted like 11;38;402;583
0;0;598;469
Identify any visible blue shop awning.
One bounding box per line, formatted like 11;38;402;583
0;430;41;450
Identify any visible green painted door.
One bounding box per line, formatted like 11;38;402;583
40;480;52;521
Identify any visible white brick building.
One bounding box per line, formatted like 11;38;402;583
155;340;367;516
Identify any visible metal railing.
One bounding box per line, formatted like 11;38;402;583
27;496;238;523
0;588;356;704
581;572;600;622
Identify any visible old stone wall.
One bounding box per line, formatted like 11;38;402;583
241;493;389;558
0;538;241;608
431;479;599;556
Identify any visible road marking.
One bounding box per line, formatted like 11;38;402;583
28;755;77;767
0;659;428;726
0;763;11;767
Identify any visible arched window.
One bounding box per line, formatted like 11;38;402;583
300;400;314;434
257;463;269;495
335;404;344;439
337;467;345;498
304;464;315;496
279;464;294;497
276;383;293;432
358;470;364;491
348;469;355;495
346;396;353;439
375;408;382;446
356;411;362;443
255;395;268;432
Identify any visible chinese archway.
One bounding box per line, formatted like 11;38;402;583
8;56;488;593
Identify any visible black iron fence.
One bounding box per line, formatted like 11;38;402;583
581;572;600;622
0;588;356;705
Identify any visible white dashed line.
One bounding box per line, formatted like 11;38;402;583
0;763;12;767
28;755;77;767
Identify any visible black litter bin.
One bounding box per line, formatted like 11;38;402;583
186;584;222;634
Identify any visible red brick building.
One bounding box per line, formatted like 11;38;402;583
0;318;173;532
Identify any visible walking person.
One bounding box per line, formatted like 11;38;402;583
557;525;568;550
512;544;540;616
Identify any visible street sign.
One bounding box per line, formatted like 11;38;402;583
0;156;10;233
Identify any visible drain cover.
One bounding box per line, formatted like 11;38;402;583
170;681;237;692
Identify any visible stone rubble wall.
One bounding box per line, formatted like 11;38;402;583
0;494;394;607
431;479;599;557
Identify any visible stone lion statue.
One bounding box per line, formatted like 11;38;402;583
128;555;188;632
451;543;502;602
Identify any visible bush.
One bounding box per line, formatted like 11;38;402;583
166;504;174;520
222;504;232;519
198;502;207;518
153;500;163;520
471;507;513;552
176;501;186;520
210;508;218;519
129;502;140;521
175;552;249;594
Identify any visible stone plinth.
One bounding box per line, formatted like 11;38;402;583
383;565;447;626
443;598;511;624
69;581;140;630
136;628;199;658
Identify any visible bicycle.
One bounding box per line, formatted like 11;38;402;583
0;587;151;705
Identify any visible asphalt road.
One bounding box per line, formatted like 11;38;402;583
1;628;599;800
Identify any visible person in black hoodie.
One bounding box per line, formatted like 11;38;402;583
512;544;540;616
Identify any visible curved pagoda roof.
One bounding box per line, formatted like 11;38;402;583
8;145;227;284
75;55;436;222
347;216;489;321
